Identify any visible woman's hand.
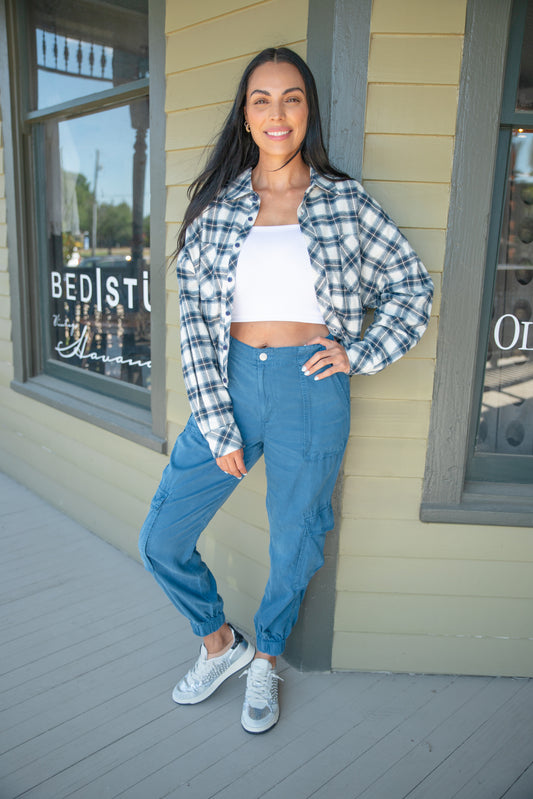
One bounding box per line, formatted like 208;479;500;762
302;337;350;379
216;448;247;479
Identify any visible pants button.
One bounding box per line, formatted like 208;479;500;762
259;352;268;361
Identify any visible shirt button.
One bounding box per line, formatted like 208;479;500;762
228;277;233;282
247;216;253;222
259;352;268;362
225;310;231;316
234;241;240;248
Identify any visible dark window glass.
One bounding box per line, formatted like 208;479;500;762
475;129;533;456
517;0;533;110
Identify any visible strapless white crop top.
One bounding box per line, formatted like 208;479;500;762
231;225;326;324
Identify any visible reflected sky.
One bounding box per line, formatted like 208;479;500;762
58;103;150;208
39;56;149;209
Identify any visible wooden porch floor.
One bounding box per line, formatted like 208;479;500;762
1;471;533;799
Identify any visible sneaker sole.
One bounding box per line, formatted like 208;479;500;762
172;639;255;705
241;706;280;734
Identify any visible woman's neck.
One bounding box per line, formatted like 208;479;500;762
251;154;310;193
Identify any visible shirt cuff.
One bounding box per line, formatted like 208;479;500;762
203;421;244;459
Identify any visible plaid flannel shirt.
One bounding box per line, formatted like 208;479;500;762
176;167;433;459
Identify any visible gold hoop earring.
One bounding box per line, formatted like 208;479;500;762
244;121;251;133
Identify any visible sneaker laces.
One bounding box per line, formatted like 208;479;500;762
241;665;283;706
184;646;228;688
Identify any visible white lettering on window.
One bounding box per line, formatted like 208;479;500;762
51;271;62;298
494;313;533;350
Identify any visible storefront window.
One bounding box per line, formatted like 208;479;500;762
24;0;151;404
475;130;533;456
468;0;533;482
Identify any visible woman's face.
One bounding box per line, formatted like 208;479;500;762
244;61;309;160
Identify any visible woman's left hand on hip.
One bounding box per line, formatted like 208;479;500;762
302;337;350;379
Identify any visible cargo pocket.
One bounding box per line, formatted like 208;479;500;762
138;484;170;572
294;503;335;590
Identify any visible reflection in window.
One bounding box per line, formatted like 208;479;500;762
476;130;533;454
28;0;149;110
44;100;151;389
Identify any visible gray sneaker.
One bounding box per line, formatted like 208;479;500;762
241;658;282;734
172;625;255;705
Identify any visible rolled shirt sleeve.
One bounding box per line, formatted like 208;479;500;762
344;187;433;375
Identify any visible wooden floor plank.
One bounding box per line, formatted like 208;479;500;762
340;676;528;799
501;762;533;799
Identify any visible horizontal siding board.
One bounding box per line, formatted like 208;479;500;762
166;185;192;223
166;147;207;186
0;384;164;479
166;104;231;151
349;397;431;439
364;180;450;228
332;631;533;676
0;339;13;361
0;294;11;319
338;517;533;562
200;535;269;602
350;358;435;400
343;475;422;520
0;318;10;340
202;508;270;568
370;0;467;34
0;403;161;506
344;436;427;478
0;425;150;536
0;450;141;560
165;0;308;73
403;315;437;358
165;0;264;34
366;85;459;135
166;386;191;425
336;555;533;599
369;35;463;85
363;134;455;183
334;592;533;639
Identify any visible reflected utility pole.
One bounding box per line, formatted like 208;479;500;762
91;149;102;255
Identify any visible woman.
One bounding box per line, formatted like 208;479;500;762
139;47;433;734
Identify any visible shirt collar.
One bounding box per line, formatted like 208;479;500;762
221;165;342;203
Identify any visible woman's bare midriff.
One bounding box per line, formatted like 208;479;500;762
230;321;330;348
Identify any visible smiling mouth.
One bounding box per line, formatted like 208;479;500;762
265;129;291;138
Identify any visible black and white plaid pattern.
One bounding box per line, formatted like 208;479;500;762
176;168;433;458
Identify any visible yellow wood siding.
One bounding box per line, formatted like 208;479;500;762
333;0;533;677
164;0;309;635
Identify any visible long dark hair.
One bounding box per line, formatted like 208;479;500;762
175;47;350;254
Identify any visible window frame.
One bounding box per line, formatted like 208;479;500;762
0;0;166;452
421;0;533;525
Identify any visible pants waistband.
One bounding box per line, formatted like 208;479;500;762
228;334;334;366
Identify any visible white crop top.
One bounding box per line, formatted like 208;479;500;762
231;225;326;324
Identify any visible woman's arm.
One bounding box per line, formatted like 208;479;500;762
346;186;433;375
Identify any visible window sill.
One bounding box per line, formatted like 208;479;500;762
420;482;533;526
11;375;166;453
